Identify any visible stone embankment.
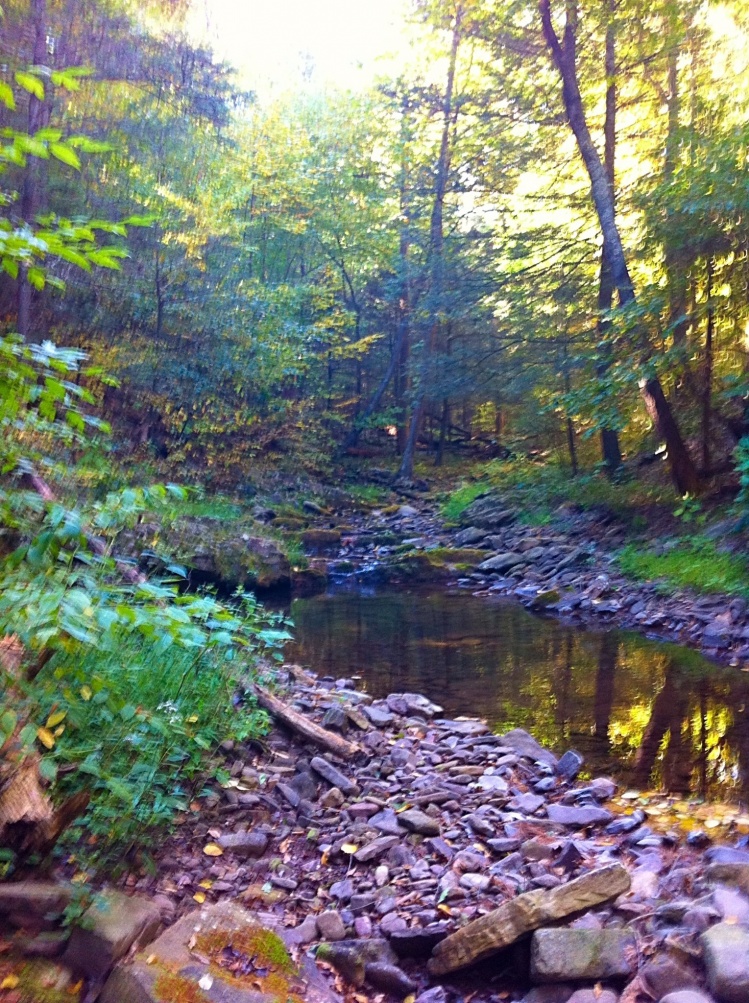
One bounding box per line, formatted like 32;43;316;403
328;492;749;666
6;667;749;1002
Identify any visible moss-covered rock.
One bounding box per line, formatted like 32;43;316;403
100;902;339;1003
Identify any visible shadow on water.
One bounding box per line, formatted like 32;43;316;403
286;586;749;803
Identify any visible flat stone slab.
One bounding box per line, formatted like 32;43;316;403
530;928;636;982
64;889;161;978
428;863;631;975
100;900;340;1003
0;881;72;916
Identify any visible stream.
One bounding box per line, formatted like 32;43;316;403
286;585;749;803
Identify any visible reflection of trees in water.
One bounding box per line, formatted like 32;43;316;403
288;590;749;798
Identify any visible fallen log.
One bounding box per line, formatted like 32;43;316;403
252;684;360;760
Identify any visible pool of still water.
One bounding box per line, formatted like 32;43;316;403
285;586;749;802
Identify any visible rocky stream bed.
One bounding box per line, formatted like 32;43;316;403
323;491;747;665
5;664;749;1003
2;487;749;1002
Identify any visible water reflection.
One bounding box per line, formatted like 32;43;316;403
287;588;749;802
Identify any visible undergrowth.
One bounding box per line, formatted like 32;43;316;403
4;594;290;872
441;481;490;522
618;537;749;597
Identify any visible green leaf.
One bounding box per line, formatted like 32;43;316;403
15;71;44;100
49;143;81;169
0;82;16;111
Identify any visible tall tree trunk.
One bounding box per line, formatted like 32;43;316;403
539;0;700;494
399;5;462;480
597;0;622;472
664;43;689;350
17;0;49;342
701;257;714;471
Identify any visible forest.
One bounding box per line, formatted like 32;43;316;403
3;0;749;997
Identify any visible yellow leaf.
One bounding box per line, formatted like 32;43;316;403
193;891;206;903
146;954;157;965
68;979;84;995
186;714;199;723
80;685;92;701
37;726;55;749
54;725;65;737
1;975;19;990
437;903;452;916
198;879;213;889
46;710;67;728
341;842;358;854
71;872;89;884
203;843;224;857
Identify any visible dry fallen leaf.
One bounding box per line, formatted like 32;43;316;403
193;892;206;904
1;975;19;990
202;843;223;857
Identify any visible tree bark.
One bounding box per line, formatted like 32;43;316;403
399;6;462;480
17;0;49;342
597;0;622;472
539;0;700;494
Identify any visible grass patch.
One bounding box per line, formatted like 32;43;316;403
346;482;389;506
441;481;491;522
617;537;749;596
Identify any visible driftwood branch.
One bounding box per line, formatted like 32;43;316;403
253;684;360;759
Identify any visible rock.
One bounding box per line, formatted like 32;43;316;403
288;915;320;945
330;879;354;902
322;706;349;732
364;705;396;727
479;552;526;572
399;808;441;836
509;793;546;814
318;910;347;942
355;836;401;863
556;841;585;872
318;938;398;987
530;928;636;982
640;955;701;998
567;991;618;1003
498;729;558;767
713;886;749;925
701;922;749;1003
556;750;584;781
546;804;613;827
460;873;491;893
706;847;749;866
428;863;631;975
489;837;522;854
706;864;749;895
321;787;345;809
523;985;576;1003
370;809;404;836
455;527;486;546
660;994;715;1003
311;757;359;797
64;889;161;978
416;988;449;1003
477;774;509;794
365;961;417;995
14;930;69;958
522;839;555;862
390;925;449;958
605;811;646;835
0;882;72;917
101;901;337;1003
398;505;419;518
217;829;269;858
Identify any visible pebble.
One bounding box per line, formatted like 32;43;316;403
317;909;347;941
